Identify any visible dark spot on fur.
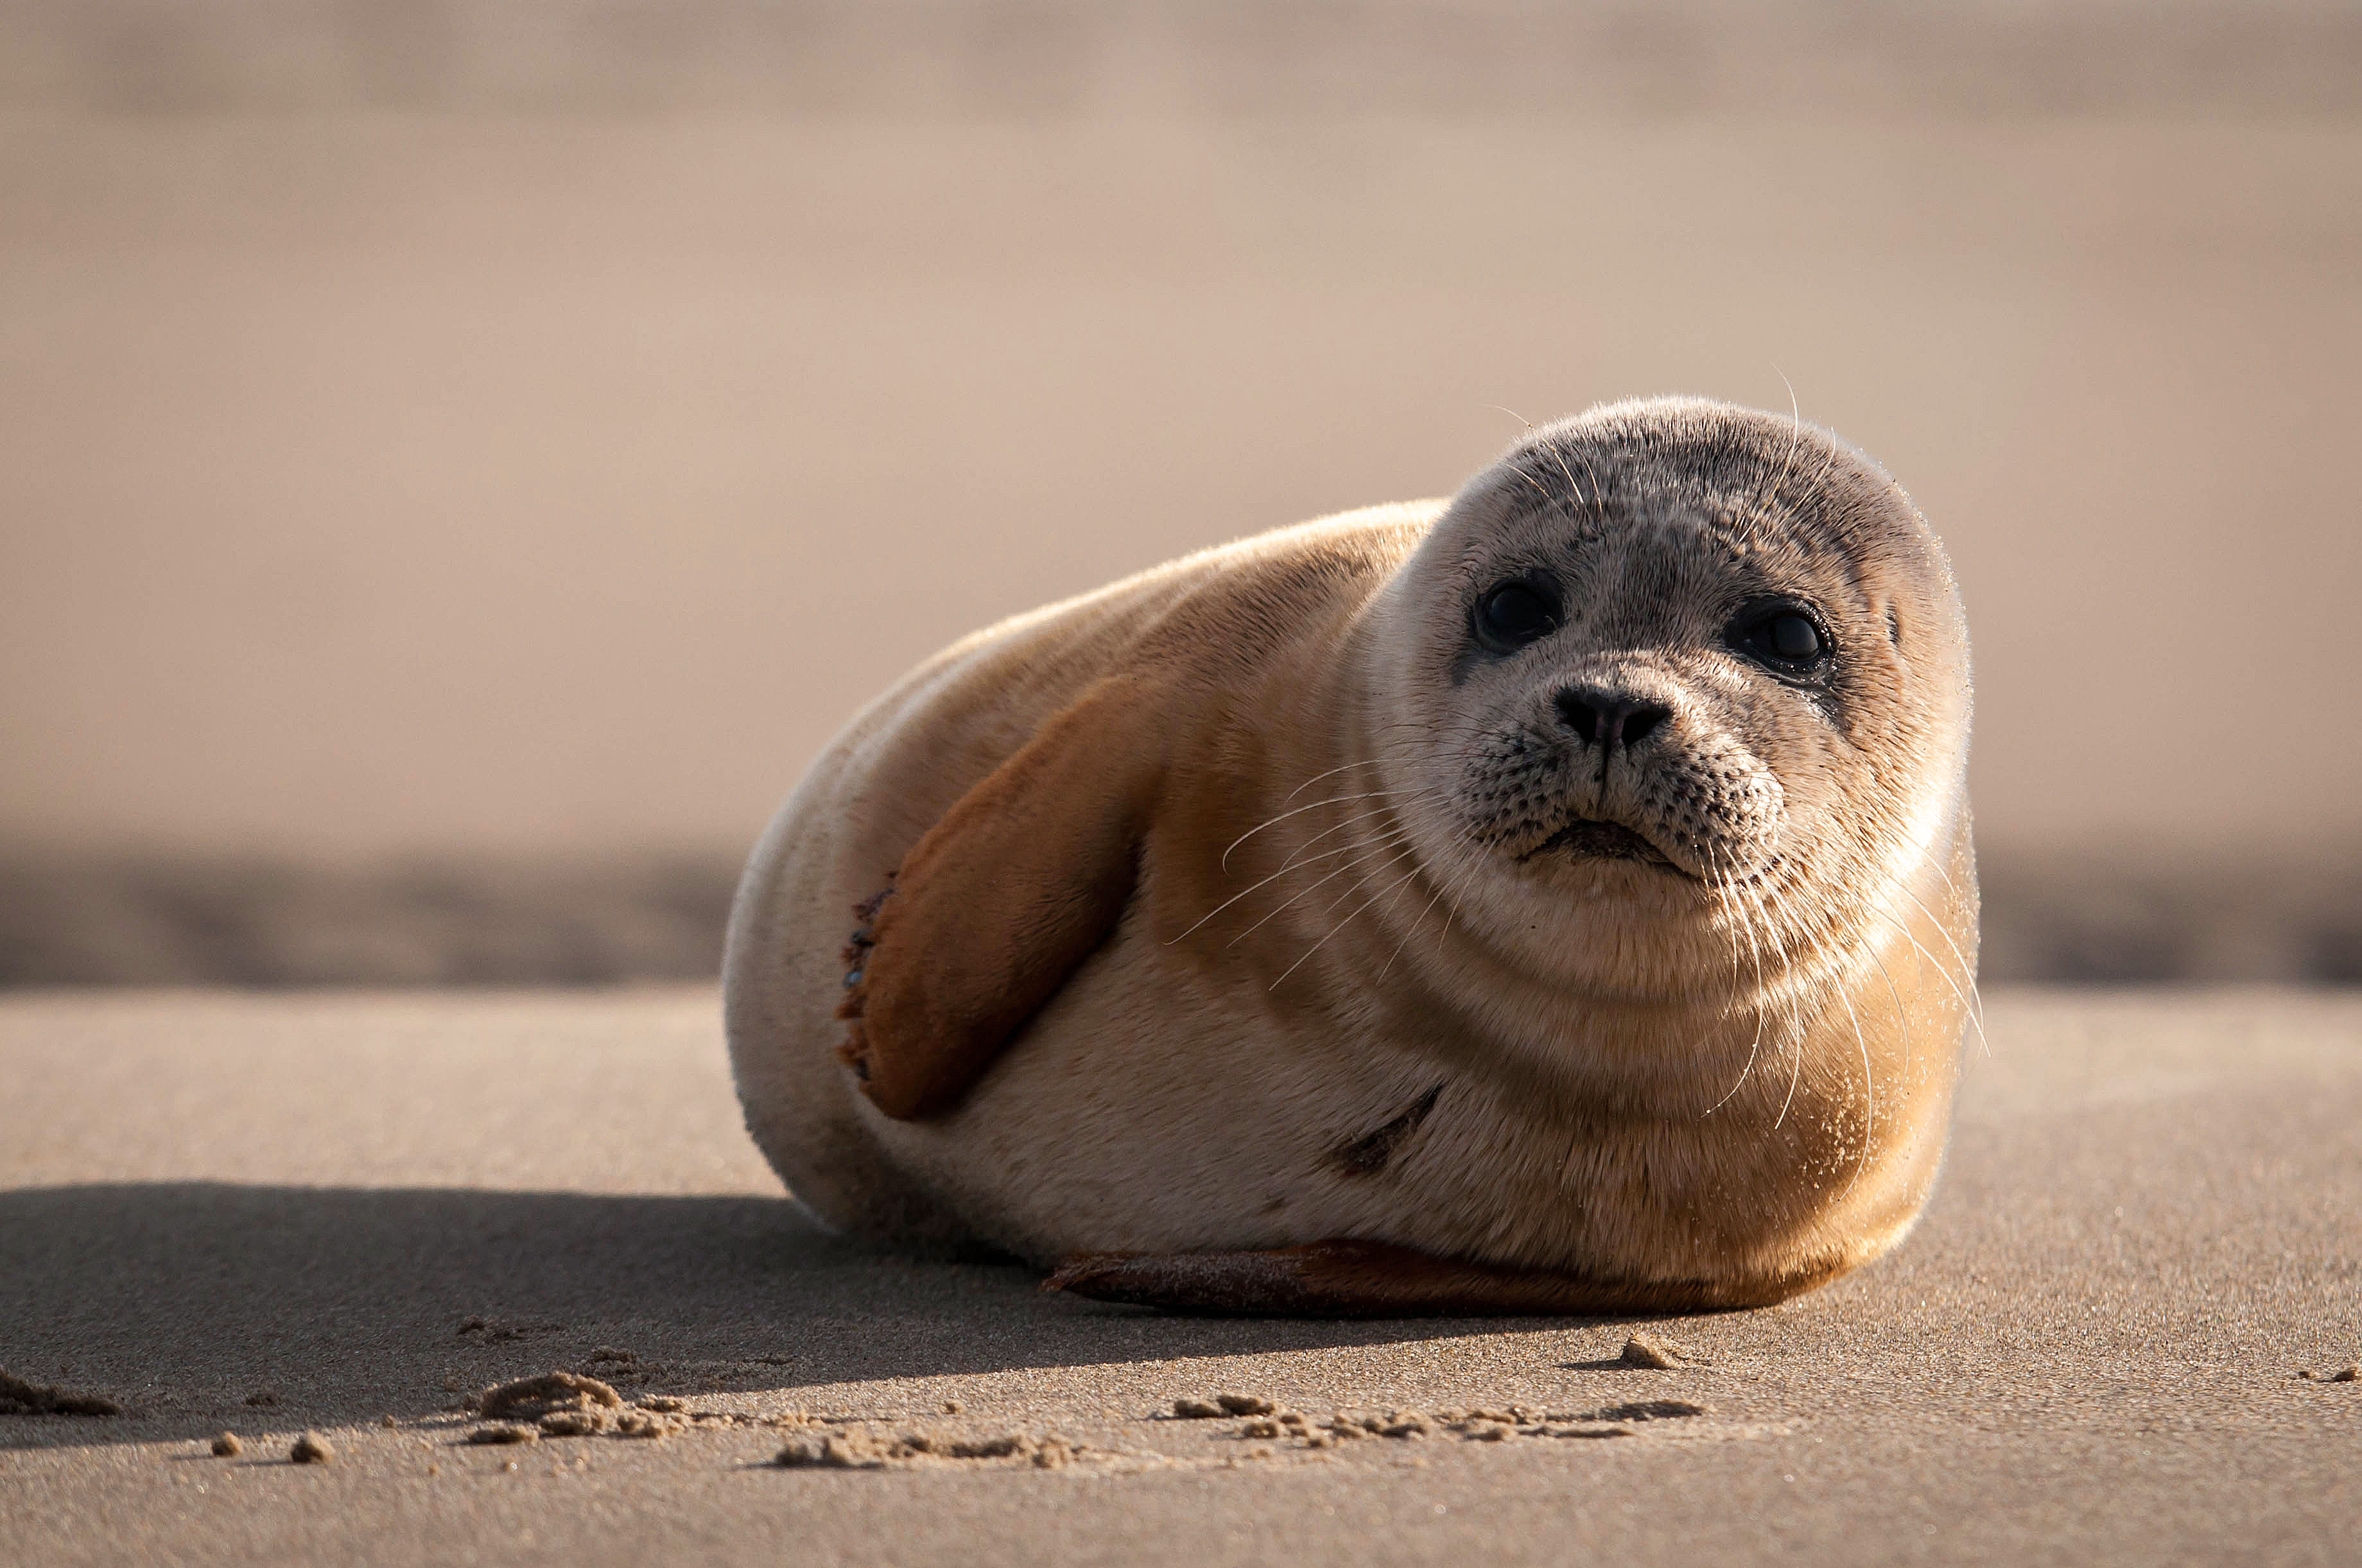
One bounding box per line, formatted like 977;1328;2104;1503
1330;1083;1446;1177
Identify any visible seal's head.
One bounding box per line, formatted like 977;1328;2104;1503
1373;397;1971;1000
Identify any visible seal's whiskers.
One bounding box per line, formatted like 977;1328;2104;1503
1701;859;1773;1117
1167;821;1421;945
1731;875;1811;1132
1219;788;1428;872
1866;945;1915;1096
1882;886;1987;1059
1222;825;1420;949
1827;974;1876;1200
1276;790;1441;872
1915;865;1991;1056
1269;852;1425;992
1777;849;1882;1180
1375;850;1483;983
1280;757;1386;806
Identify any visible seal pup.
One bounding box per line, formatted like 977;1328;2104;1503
724;395;1977;1315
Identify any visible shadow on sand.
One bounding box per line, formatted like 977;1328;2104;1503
0;1183;1610;1451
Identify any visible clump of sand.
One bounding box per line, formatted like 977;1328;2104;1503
764;1393;1702;1470
0;1368;122;1417
467;1424;540;1445
1169;1393;1283;1419
290;1432;334;1464
209;1431;242;1456
774;1429;1083;1470
476;1372;622;1420
1586;1399;1710;1422
456;1316;566;1344
1618;1333;1702;1369
536;1406;685;1440
464;1374;749;1443
1279;1400;1709;1449
463;1369;708;1445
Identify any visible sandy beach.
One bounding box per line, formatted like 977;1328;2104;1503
3;986;2355;1565
3;13;2359;1560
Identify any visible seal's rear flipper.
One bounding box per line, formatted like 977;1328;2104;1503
1043;1240;1769;1317
837;675;1165;1121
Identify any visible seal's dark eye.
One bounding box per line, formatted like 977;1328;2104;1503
1732;607;1830;673
1472;578;1561;653
1766;615;1821;660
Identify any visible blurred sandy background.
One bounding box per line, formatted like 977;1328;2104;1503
2;0;2357;985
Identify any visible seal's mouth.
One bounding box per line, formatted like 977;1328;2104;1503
1530;818;1684;873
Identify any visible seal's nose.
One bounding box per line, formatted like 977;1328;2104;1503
1555;685;1671;750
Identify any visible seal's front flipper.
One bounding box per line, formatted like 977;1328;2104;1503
836;675;1165;1121
1043;1241;1768;1317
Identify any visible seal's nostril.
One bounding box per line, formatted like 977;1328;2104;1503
1555;686;1670;750
1619;703;1670;748
1554;689;1603;743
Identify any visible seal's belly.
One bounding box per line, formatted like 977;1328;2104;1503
860;897;1582;1270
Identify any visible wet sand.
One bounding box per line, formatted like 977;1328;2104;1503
3;986;2356;1565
